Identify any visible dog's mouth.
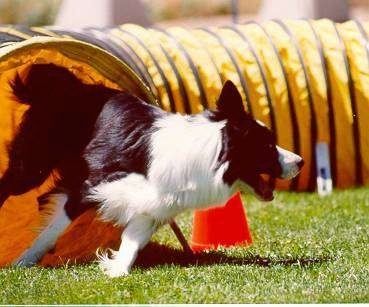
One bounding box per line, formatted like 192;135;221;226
254;174;275;201
237;174;275;201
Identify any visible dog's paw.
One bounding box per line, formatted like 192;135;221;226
97;249;130;278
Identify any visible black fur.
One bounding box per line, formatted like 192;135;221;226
83;93;163;187
211;81;281;192
0;64;120;212
0;64;167;219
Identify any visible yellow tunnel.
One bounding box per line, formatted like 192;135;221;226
0;19;368;266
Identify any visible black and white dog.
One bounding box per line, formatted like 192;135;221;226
0;64;303;277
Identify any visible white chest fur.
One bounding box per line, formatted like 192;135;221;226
89;114;232;225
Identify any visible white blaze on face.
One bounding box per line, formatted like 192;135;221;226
277;146;303;179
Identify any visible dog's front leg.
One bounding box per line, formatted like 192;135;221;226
98;214;157;277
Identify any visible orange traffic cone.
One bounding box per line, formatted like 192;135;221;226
190;192;252;252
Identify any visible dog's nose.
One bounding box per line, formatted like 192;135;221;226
297;159;304;169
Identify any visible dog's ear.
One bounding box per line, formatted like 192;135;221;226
216;80;250;121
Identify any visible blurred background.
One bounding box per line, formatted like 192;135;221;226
0;0;368;27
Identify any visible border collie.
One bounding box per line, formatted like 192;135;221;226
0;64;303;277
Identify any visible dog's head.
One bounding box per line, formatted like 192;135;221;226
213;81;304;201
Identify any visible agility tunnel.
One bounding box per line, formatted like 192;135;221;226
0;19;369;266
0;32;156;266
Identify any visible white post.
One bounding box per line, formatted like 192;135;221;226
54;0;151;28
258;0;349;22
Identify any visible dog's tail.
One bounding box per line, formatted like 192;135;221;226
0;64;120;208
11;63;122;108
11;64;83;106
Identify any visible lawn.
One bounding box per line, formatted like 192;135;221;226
1;188;368;304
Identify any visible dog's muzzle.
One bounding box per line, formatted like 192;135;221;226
277;146;304;180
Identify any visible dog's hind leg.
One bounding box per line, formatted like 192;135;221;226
98;214;158;277
13;192;71;267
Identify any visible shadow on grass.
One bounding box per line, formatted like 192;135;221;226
134;242;331;269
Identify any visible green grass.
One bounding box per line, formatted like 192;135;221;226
1;188;368;304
